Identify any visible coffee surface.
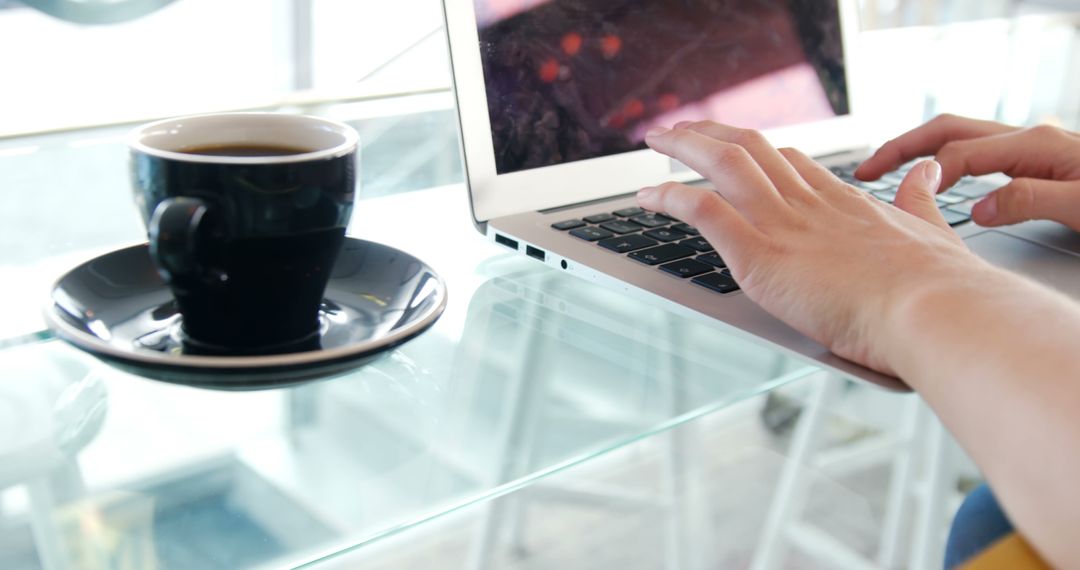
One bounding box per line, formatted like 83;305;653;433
181;143;312;157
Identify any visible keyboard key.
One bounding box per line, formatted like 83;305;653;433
599;220;644;234
672;223;699;236
696;253;726;268
941;209;971;226
855;180;895;192
935;193;965;205
880;172;906;185
951;181;998;199
643;228;688;242
660;258;713;278
680;237;714;252
614;207;645;217
598;234;658;253
628;244;695;265
692;270;740;294
947;201;975;216
552;219;586;230
829;166;856;182
584;213;616;224
872;189;897;203
570;226;614;241
630;213;671;228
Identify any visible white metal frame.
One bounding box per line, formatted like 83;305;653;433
751;374;965;570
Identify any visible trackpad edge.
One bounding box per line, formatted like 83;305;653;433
964;230;1080;299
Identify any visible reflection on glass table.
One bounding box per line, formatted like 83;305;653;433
0;187;816;570
299;372;975;570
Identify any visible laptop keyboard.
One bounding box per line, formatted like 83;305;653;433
553;206;739;294
550;161;999;296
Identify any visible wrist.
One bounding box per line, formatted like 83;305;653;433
873;258;1009;382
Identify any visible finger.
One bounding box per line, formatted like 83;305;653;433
934;125;1079;190
891;160;950;230
971;178;1080;230
636;182;761;272
644;127;788;223
777;147;857;197
676;122;816;203
855;114;1017;180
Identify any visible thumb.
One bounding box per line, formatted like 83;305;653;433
892;160;950;230
972;178;1080;230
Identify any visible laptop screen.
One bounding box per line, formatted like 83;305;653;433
474;0;850;175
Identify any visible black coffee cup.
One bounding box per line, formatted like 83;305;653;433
128;112;359;354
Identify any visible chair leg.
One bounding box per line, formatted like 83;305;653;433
750;372;842;570
27;479;72;570
909;411;957;570
658;315;685;570
877;395;923;568
466;295;550;570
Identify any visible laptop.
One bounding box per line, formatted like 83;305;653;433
441;0;1080;388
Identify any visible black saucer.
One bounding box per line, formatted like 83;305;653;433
44;238;447;390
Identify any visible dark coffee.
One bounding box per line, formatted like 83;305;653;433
182;143;313;157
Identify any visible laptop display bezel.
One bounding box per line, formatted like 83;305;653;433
444;0;867;225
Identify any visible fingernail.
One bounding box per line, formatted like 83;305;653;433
637;186;656;199
645;126;669;138
975;193;997;221
922;160;942;190
673;121;693;129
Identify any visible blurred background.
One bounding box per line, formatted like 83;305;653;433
2;3;1080;569
0;0;1077;139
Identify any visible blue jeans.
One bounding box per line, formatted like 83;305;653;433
944;484;1014;569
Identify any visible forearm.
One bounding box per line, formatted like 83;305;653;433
636;118;1080;563
883;264;1080;567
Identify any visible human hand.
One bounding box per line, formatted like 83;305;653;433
636;121;996;375
855;114;1080;231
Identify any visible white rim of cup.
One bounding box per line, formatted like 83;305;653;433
127;112;360;165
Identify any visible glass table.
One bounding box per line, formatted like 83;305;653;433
2;12;1079;570
0;133;829;570
0;181;816;569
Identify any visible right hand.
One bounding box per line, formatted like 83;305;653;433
855;114;1080;231
637;122;991;377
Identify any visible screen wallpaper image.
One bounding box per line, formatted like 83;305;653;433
474;0;849;174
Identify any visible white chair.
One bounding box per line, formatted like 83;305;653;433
0;345;107;570
751;373;966;570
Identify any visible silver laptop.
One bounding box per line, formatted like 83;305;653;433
442;0;1080;387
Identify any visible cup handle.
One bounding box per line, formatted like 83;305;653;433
149;197;223;289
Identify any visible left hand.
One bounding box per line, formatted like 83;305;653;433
854;114;1080;230
636;121;995;375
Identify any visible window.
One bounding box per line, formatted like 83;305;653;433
0;0;451;137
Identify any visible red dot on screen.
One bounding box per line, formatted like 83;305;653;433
605;112;626;129
539;58;559;83
601;35;622;59
561;32;583;56
623;99;644;119
658;93;680;112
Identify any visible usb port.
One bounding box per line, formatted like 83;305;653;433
525;245;546;261
494;234;519;250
